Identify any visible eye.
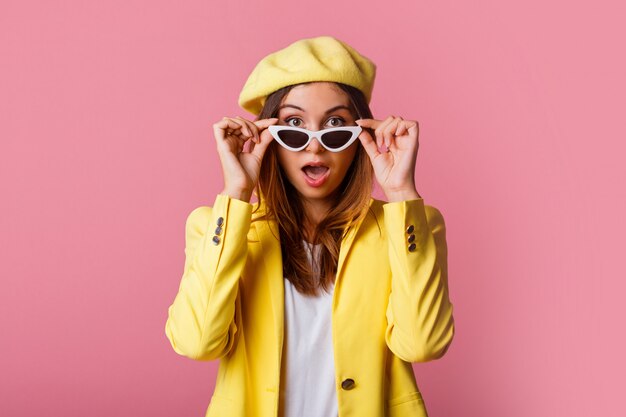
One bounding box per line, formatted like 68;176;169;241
327;116;345;127
285;117;303;127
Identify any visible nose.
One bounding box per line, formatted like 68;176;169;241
305;136;325;153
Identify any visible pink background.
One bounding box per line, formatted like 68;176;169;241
1;1;624;416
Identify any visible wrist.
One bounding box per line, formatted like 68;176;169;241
384;187;421;202
220;187;252;202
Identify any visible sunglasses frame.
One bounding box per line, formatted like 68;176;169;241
267;125;362;152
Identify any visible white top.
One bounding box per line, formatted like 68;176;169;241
278;241;338;417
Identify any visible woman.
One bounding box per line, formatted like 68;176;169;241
165;35;455;417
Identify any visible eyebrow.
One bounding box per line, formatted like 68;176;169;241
277;104;352;115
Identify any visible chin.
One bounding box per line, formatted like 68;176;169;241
293;182;338;201
296;187;330;200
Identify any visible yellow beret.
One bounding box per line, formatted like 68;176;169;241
238;35;377;116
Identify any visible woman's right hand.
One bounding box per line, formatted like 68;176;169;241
213;116;279;202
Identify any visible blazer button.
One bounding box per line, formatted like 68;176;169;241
212;235;221;245
408;242;417;252
217;217;224;226
406;224;415;234
341;378;356;390
407;234;415;243
215;226;223;236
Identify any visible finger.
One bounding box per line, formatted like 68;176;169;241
408;120;419;138
225;127;247;145
396;122;407;137
356;119;383;148
250;126;275;160
355;118;383;129
214;119;247;143
241;118;278;144
246;137;256;153
214;118;245;134
376;116;395;149
386;117;406;148
357;128;380;161
403;119;419;136
253;117;279;128
355;119;376;144
225;126;242;136
383;118;401;148
252;118;279;143
239;116;268;144
215;117;248;136
234;116;257;142
393;116;405;136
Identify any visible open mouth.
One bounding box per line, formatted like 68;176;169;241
302;164;330;180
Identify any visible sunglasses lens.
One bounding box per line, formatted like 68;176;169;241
276;130;309;148
321;130;353;149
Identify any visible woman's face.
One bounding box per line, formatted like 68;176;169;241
275;82;359;204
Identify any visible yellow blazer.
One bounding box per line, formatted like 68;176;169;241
165;194;455;417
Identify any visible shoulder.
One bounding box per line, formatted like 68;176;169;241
184;195;263;238
188;205;212;220
369;198;446;232
184;206;212;236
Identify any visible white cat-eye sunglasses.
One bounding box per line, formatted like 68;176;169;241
267;125;362;152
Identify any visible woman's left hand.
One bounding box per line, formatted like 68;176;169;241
356;116;422;202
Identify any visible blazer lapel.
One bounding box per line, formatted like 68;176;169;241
254;216;285;374
336;197;375;284
252;197;374;375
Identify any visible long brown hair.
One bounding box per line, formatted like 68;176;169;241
250;82;375;296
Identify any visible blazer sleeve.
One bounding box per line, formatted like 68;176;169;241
382;198;455;363
164;193;252;361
